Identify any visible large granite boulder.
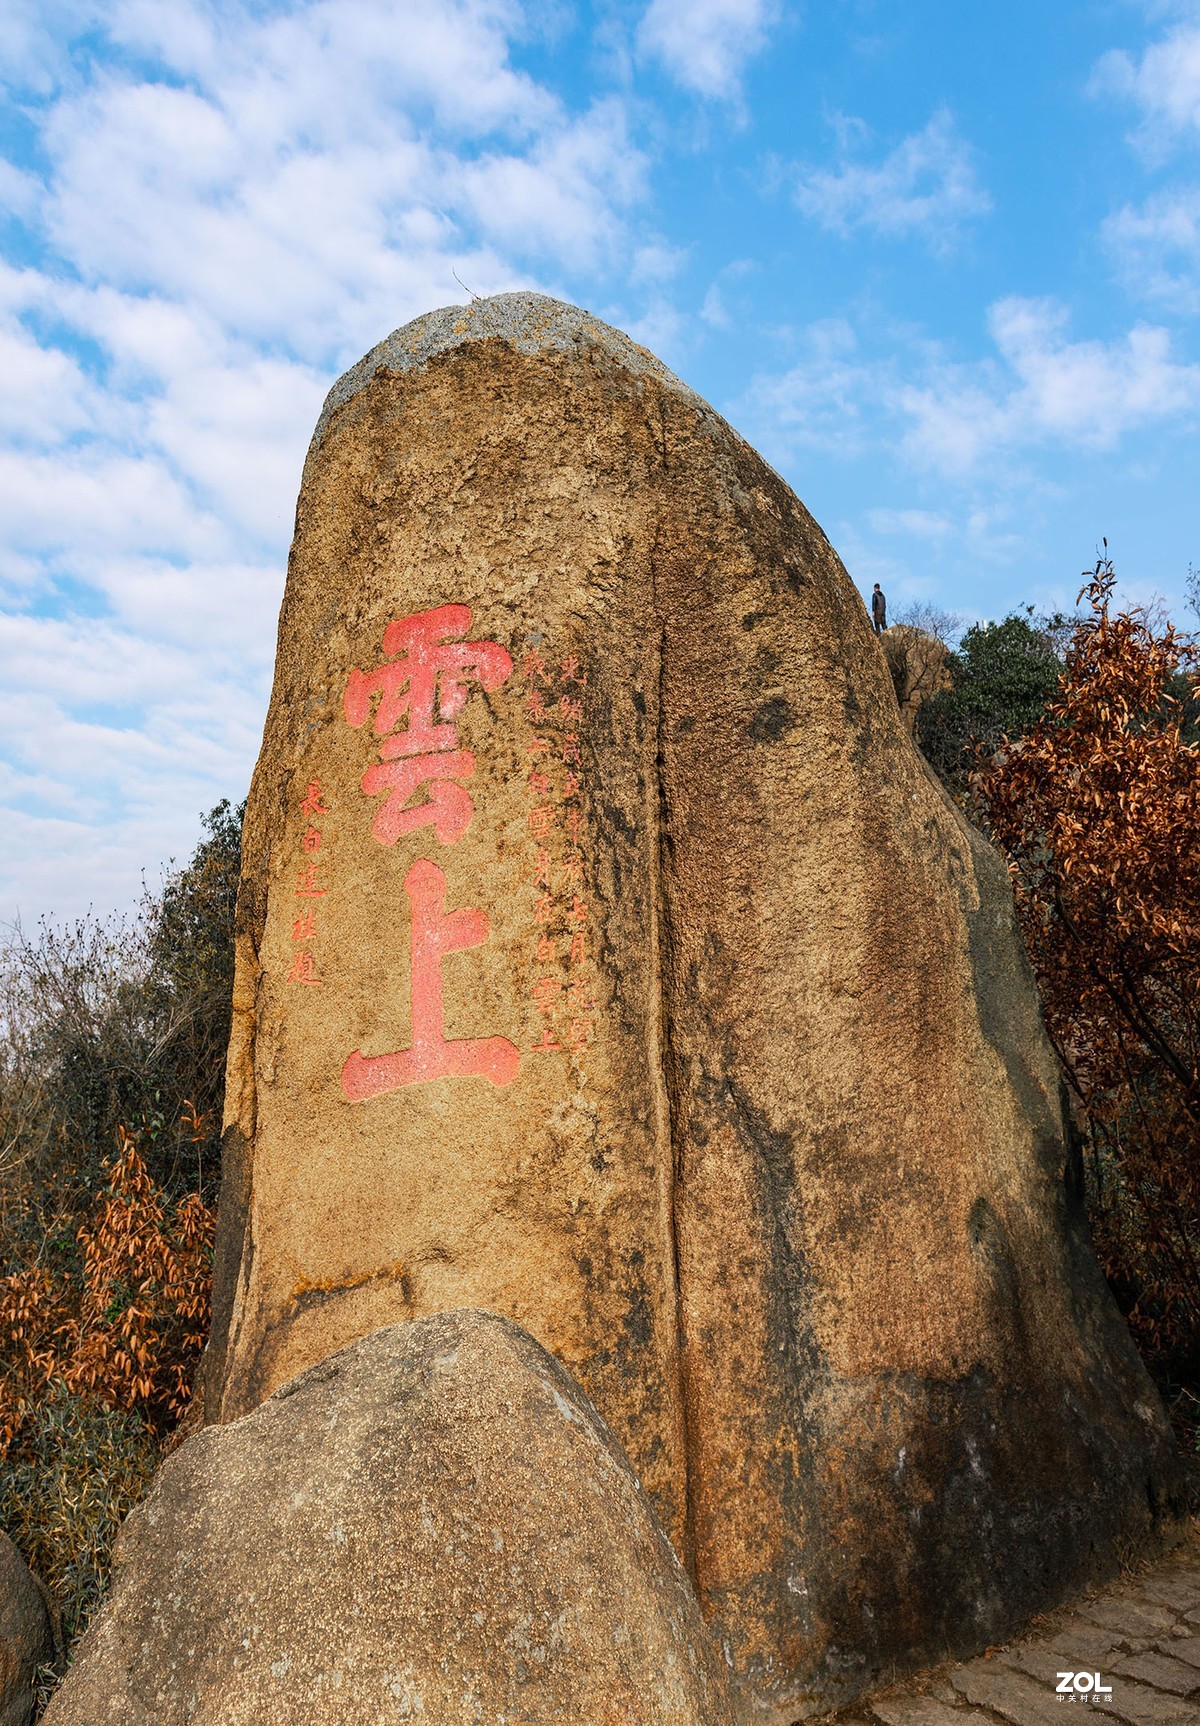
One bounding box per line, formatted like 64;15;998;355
202;293;1186;1717
0;1532;54;1726
43;1312;735;1725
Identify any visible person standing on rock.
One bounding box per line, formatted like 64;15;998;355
871;583;887;634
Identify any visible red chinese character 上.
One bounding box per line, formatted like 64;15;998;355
341;859;520;1099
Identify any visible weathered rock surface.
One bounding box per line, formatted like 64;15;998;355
0;1533;54;1726
202;292;1187;1717
880;623;953;735
43;1312;735;1726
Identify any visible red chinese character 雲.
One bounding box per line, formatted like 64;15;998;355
532;976;561;1014
342;859;520;1099
529;805;556;840
345;604;512;848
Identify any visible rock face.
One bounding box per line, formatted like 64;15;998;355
0;1532;54;1726
880;623;953;735
202;293;1187;1717
43;1312;735;1726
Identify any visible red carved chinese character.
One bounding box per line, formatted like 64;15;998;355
566;807;582;843
568;1016;592;1051
559;695;583;724
534;892;554;923
531;1027;561;1053
560;653;586;685
534;848;554;887
562;733;581;763
361;749;476;846
345;605;512;847
302;824;322;852
561;851;583;884
521;648;547;682
527;769;550;797
300;779;330;816
527;689;547;721
291;908;318;942
562;770;581;799
529;805;556;840
569;896;588;925
536;932;555;963
342;860;520;1099
287;951;322;987
565;978;596;1012
532;976;561;1015
295;862;327;898
569;931;586;965
527;735;550;755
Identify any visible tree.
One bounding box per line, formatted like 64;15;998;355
973;557;1200;1378
917;609;1065;794
0;800;243;1213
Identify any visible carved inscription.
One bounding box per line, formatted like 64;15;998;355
341;604;519;1097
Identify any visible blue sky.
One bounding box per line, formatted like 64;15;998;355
2;0;1199;921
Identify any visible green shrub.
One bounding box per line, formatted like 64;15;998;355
0;1383;158;1651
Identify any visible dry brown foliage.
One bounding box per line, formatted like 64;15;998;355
0;1126;214;1461
973;557;1200;1365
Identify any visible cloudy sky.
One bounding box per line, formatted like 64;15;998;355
2;0;1199;922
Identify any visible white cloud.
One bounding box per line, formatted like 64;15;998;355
1092;22;1200;156
900;298;1200;473
736;318;883;458
0;0;674;921
1103;187;1200;312
794;109;991;250
866;508;953;541
738;298;1200;483
637;0;777;100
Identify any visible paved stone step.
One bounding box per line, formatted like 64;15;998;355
830;1525;1200;1726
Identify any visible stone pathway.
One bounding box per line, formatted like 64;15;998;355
837;1522;1200;1726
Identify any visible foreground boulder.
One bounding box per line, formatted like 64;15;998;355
43;1313;735;1726
0;1533;54;1726
202;292;1186;1716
